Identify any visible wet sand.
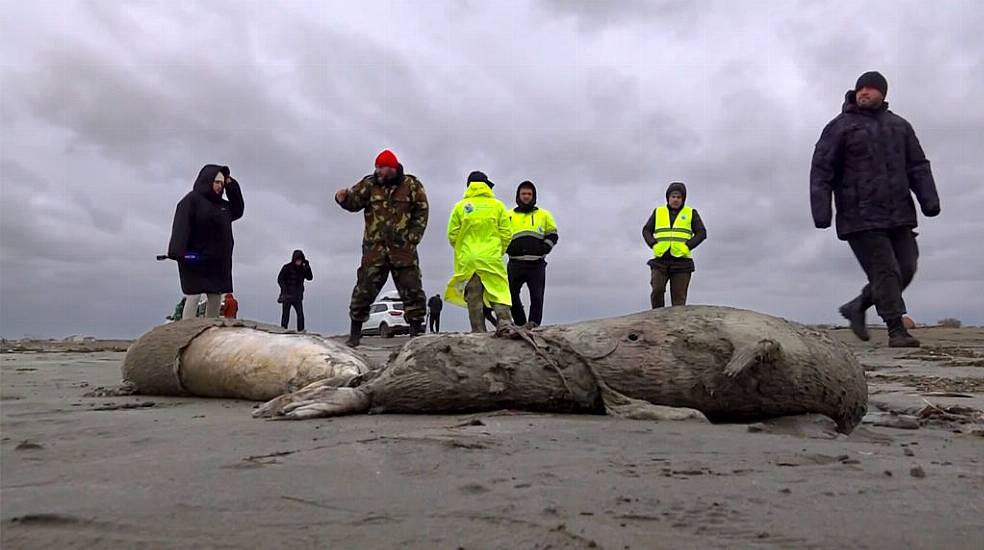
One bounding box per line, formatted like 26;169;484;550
2;328;982;549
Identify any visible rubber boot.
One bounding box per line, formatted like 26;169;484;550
345;320;363;348
492;304;513;329
464;275;487;333
839;299;870;341
467;306;487;333
887;317;920;348
409;320;424;337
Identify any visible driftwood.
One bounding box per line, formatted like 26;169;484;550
121;319;370;401
254;306;868;433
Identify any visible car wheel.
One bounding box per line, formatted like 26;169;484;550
380;322;393;338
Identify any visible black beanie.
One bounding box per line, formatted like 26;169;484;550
467;170;494;188
855;71;888;97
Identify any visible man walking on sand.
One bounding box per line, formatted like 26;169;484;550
811;71;940;348
336;150;429;346
446;171;513;333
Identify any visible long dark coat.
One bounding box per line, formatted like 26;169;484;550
168;164;244;294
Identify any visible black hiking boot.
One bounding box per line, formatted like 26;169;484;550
409;321;424;337
887;317;920;348
839;300;870;342
345;320;363;348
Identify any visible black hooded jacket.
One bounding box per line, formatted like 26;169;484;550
278;250;314;300
168;164;244;294
810;90;940;239
642;182;707;272
505;181;559;260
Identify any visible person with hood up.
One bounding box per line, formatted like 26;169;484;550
278;250;313;331
642;182;706;308
506;180;559;328
335;150;429;346
168;164;244;320
446;171;513;332
811;71;940;348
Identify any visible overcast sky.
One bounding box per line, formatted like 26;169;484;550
1;0;982;338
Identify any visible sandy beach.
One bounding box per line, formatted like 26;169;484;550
2;327;982;549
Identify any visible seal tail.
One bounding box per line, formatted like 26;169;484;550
723;339;782;378
253;379;371;419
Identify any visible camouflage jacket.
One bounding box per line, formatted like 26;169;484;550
338;172;429;267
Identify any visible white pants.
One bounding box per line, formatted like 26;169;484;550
183;293;221;319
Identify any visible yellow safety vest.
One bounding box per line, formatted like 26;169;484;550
652;206;693;259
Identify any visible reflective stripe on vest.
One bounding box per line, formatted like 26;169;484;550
508;211;551;260
652;206;693;259
509;211;547;240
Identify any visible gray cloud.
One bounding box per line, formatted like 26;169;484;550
2;0;982;339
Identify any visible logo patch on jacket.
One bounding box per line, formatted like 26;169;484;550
464;203;474;214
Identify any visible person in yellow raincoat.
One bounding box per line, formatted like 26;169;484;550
445;171;514;332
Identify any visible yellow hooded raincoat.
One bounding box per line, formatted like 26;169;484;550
445;182;513;307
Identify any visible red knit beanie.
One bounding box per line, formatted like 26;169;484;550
374;149;399;169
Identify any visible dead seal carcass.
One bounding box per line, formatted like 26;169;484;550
122;318;370;401
255;306;868;433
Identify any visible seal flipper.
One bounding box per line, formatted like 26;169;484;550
254;381;371;419
723;339;782;378
600;383;707;421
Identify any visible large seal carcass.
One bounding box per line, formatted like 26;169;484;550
254;306;868;433
121;318;370;401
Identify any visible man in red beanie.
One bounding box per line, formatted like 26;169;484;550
335;149;429;346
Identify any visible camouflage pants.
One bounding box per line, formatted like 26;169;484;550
464;274;512;333
350;263;426;323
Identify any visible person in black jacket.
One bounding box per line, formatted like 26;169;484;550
506;181;559;328
811;71;941;348
427;294;443;333
642;182;706;308
168;164;244;319
278;250;313;331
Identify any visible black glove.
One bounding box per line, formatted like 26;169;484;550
922;203;940;217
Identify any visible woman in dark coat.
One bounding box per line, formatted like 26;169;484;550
168;164;244;319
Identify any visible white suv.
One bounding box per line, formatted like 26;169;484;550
362;301;409;338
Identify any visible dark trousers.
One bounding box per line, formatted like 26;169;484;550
847;228;919;322
281;299;305;331
483;307;497;331
508;260;547;326
650;269;691;308
428;312;441;333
